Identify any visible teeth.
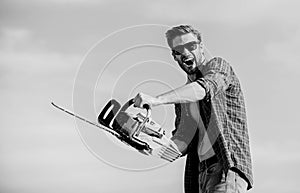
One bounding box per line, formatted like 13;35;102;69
184;59;194;65
184;58;193;61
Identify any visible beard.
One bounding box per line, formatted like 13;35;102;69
178;57;199;75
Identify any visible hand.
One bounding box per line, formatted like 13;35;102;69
133;93;159;109
152;137;182;162
159;140;181;162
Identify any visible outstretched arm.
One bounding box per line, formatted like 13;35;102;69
134;81;206;108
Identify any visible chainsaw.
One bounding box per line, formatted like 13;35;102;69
51;98;181;162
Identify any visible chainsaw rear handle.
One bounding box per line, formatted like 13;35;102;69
120;98;151;118
131;98;151;110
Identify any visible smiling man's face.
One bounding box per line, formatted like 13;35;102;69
171;33;204;75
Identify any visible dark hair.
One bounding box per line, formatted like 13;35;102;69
165;25;202;48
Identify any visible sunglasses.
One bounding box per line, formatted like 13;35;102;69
172;41;200;55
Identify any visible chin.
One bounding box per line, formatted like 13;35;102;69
184;68;197;75
178;61;198;74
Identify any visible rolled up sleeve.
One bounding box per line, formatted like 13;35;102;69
196;57;233;99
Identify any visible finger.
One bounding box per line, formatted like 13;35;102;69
160;150;181;161
154;138;180;154
159;148;176;157
157;147;168;156
160;153;178;162
169;141;180;151
158;149;172;159
161;144;180;155
157;144;181;157
159;154;174;162
158;149;179;161
162;153;180;162
159;152;180;162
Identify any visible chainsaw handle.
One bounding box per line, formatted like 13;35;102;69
119;98;151;126
120;98;151;137
120;98;151;119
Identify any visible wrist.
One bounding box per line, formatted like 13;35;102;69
153;96;164;107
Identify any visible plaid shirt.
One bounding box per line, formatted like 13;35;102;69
171;57;253;192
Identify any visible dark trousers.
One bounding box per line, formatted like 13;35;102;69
199;162;247;193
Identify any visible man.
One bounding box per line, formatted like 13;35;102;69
134;25;253;193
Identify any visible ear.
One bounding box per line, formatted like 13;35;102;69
199;42;204;49
172;52;181;61
172;52;177;60
199;42;205;54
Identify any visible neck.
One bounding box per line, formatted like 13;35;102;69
187;57;206;82
187;74;197;82
199;55;206;66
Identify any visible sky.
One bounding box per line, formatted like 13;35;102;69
0;0;300;192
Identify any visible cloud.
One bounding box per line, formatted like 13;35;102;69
251;140;300;193
264;28;300;74
253;139;300;164
0;28;33;50
142;0;300;25
0;28;81;75
1;2;300;193
1;0;118;5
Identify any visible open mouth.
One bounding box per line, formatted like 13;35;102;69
183;58;194;66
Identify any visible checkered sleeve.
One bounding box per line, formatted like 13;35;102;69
196;57;253;189
196;57;233;99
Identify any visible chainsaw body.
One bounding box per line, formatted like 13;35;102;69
98;99;167;154
52;98;181;161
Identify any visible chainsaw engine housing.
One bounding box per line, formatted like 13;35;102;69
98;99;166;153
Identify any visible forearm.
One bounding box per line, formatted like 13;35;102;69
155;82;206;106
172;138;188;155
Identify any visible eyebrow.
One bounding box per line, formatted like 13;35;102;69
173;39;198;46
173;41;198;49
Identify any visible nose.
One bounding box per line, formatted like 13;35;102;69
181;47;190;55
180;48;192;59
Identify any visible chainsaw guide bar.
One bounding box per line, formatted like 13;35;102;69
51;99;181;162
